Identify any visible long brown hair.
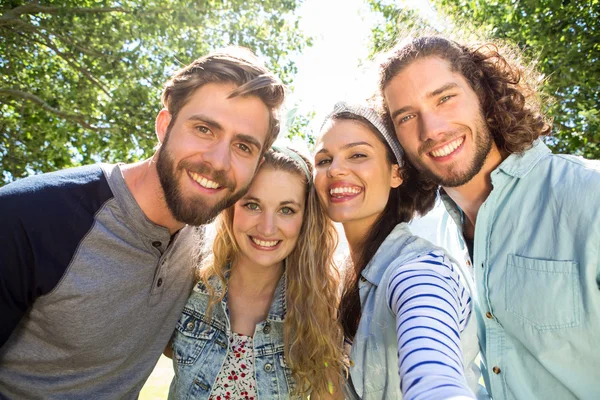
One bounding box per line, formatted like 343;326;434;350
327;112;436;340
197;148;344;398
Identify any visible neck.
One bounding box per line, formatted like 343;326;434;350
120;156;185;235
228;258;284;297
342;215;378;266
443;144;505;238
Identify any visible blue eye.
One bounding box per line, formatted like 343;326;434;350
399;114;415;124
244;202;260;211
439;95;454;104
280;207;295;215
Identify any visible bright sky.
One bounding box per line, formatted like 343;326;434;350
289;0;439;138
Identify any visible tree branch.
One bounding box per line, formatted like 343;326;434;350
0;88;103;131
1;3;128;20
12;29;112;97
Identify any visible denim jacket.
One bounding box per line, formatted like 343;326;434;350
168;273;296;400
349;223;480;400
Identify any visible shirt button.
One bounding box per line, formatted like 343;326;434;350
264;363;273;372
493;366;501;374
152;241;162;248
486;312;493;319
157;278;163;287
263;324;271;334
481;262;484;268
466;260;471;266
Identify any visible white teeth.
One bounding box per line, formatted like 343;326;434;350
329;187;362;195
430;137;464;158
189;171;220;189
251;237;279;247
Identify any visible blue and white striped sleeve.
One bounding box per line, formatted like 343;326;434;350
387;251;475;400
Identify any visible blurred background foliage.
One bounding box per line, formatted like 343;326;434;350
0;0;310;185
1;0;599;186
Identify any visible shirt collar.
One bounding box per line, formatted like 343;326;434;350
361;223;413;285
496;140;551;178
440;140;551;223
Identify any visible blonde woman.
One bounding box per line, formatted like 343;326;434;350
168;147;344;399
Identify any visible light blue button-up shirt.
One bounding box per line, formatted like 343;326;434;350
439;140;600;399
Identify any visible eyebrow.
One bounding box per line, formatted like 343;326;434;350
187;114;263;150
244;196;302;207
390;82;460;121
315;141;373;155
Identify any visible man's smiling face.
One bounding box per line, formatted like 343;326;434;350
384;56;495;188
156;82;270;225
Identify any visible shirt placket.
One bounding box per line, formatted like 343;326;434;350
474;177;506;399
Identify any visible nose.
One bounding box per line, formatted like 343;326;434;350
327;157;348;178
256;212;277;237
420;110;452;142
203;140;231;172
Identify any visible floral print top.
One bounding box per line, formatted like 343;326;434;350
209;332;257;400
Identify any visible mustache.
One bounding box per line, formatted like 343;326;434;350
418;129;466;156
178;159;234;191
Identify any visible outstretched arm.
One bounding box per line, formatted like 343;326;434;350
387;251;475;400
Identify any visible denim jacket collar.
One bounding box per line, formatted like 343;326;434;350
360;222;413;286
195;266;287;322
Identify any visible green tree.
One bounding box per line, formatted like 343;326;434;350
368;0;600;159
0;0;310;186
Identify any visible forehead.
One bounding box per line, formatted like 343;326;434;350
180;82;271;142
384;57;468;102
316;119;386;152
244;168;306;204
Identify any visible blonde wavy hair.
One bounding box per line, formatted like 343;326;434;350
197;148;344;398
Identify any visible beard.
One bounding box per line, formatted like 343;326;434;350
410;116;493;188
156;133;252;226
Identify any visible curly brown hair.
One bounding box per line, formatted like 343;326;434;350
378;36;551;155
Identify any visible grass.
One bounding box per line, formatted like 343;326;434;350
139;355;174;400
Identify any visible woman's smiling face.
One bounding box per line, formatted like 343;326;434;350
232;167;306;269
314;119;401;229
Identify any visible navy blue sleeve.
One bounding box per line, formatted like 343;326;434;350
0;165;113;347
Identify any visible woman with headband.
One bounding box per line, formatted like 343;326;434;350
314;102;479;400
168;147;345;399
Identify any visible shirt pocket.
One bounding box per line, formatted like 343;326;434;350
172;308;216;365
505;254;582;331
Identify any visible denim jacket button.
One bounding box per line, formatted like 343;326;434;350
263;324;271;334
186;322;194;331
264;363;273;372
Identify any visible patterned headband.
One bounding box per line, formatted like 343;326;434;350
271;145;312;181
322;101;404;165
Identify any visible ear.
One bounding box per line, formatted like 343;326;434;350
390;164;403;189
258;155;265;168
155;109;172;144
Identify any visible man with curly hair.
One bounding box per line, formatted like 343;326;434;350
379;36;600;400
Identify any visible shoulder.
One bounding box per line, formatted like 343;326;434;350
0;164;113;222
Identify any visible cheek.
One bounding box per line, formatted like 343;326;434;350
313;174;328;201
284;217;304;242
